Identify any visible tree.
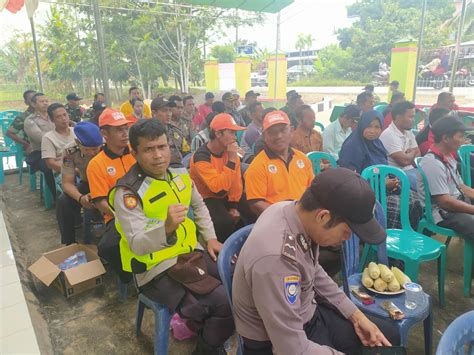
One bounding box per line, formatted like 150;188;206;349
313;44;356;80
295;33;313;69
441;2;474;42
1;1;264;96
0;32;36;83
337;0;454;77
210;44;236;63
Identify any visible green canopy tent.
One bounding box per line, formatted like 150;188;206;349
184;0;294;13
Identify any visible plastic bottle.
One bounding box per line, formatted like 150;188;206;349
76;251;87;265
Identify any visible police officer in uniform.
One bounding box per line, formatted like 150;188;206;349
109;119;233;355
65;93;84;123
150;96;191;166
56;122;103;245
233;168;400;354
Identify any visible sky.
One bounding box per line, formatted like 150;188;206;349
0;0;357;51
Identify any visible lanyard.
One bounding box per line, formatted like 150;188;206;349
428;148;464;198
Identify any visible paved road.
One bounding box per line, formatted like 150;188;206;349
254;86;473;97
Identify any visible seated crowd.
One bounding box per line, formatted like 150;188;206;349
8;85;474;354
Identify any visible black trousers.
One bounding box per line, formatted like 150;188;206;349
203;198;238;243
438;204;474;241
97;221;133;284
56;181;92;245
243;304;400;355
27;151;56;199
142;252;235;347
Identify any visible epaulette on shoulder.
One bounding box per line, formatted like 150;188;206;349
281;232;297;263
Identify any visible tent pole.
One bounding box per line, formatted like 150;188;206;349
29;17;44;92
273;12;281;100
413;0;427;103
92;0;111;106
449;0;467;93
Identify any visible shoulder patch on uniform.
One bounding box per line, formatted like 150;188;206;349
123;193;138;210
284;275;300;304
281;233;297;262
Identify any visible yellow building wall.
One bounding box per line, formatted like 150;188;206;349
235;57;251;95
267;53;287;100
389;40;418;102
204;60;219;92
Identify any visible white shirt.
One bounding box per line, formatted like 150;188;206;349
380;122;418;170
322;119;352;160
41;129;76;162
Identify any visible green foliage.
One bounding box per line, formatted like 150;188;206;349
337;0;454;76
210;44;236;63
0;1;263;98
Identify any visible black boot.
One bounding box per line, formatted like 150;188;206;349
192;334;227;355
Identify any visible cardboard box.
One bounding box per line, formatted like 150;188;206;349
29;244;106;298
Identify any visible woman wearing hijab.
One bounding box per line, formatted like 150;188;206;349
339;110;422;229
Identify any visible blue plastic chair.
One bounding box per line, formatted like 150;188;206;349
436;310;474;355
135;292;173;355
361;165;446;306
342;202;433;354
415;157;473;297
329;105;347;122
306;151;337;175
314;121;325;132
458;144;474;188
39;172;54;209
217;224;254;355
0;116;19;185
0;110;22;121
374;104;388;113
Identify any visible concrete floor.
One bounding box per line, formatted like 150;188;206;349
1;172;473;355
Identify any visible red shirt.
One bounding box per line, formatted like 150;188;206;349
430;103;460;112
419;131;435;156
383;111;393;130
196;104;212;130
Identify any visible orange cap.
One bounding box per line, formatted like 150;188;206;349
210;113;246;131
99;108;132;127
262;110;290;131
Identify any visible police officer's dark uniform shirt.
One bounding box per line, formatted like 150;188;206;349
166;123;191;166
233;201;357;354
65;103;83;123
7;107;34;140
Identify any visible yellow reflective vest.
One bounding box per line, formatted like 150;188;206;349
109;165;197;274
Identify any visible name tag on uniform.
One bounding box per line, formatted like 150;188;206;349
173;175;186;192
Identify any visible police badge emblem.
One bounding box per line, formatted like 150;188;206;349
284;275;300;304
123;194;138;209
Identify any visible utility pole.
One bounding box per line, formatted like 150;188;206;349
29;17;44;92
92;0;111;106
413;0;427;103
449;0;468;93
273;12;281;100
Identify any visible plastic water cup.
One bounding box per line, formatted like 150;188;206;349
404;282;424;309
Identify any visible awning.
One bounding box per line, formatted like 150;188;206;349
184;0;294;13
